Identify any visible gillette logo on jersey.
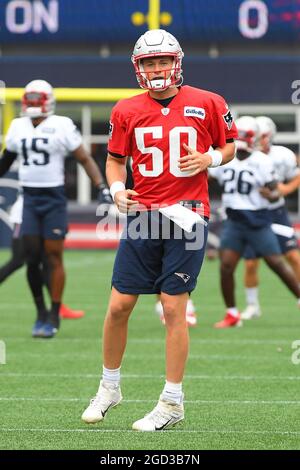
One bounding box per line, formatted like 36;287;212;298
108;86;237;218
184;107;205;119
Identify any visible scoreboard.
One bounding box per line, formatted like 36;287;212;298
0;0;299;44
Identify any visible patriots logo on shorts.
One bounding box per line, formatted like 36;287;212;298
174;272;191;283
223;110;233;130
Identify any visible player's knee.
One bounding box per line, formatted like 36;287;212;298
25;251;39;266
221;260;235;276
12;259;25;270
265;255;284;272
108;301;132;322
161;301;185;325
47;251;63;269
246;259;258;275
286;250;300;266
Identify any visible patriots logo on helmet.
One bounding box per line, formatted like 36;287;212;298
223;110;233;130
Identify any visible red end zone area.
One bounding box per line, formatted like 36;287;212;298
64;223;124;249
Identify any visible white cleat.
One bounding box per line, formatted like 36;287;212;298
186;299;197;327
132;397;184;432
241;304;261;320
81;380;122;424
155;301;166;325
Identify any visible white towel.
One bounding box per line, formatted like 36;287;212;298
271;223;295;238
159;204;207;233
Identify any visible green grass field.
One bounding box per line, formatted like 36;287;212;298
0;249;300;450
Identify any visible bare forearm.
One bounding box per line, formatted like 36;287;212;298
0;149;17;177
80;158;102;187
72;145;102;187
106;155;127;186
217;142;236;165
278;174;300;197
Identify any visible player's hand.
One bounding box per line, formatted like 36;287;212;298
178;144;212;175
277;183;288;197
259;186;280;202
114;189;139;213
97;183;113;205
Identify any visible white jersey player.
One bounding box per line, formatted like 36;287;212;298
5;114;82;187
211;116;300;329
0;79;103;338
266;144;299;210
210;149;275;213
242;116;300;320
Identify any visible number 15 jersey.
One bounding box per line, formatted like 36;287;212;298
108;85;237;217
5;115;82;187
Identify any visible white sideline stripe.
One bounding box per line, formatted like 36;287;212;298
0;397;300;405
1;372;300;381
0;427;300;436
1;337;295;345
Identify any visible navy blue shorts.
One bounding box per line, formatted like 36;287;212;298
21;186;67;240
221;219;281;256
243;206;298;259
112;211;208;295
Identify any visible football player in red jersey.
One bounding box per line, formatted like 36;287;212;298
82;29;237;431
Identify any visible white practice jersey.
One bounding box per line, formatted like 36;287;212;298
209;151;275;211
5;115;82;187
267;145;299;210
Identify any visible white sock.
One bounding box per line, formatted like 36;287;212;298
161;380;183;405
102;366;121;387
186;299;195;314
245;287;259;306
155;301;163;316
227;307;239;318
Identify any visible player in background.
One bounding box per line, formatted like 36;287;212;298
211;116;300;328
81;29;237;431
0;79;108;338
0;192;85;319
155;294;197;326
242;116;300;319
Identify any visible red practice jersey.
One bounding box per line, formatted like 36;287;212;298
107;85;237;217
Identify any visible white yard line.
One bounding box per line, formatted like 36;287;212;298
0;397;299;405
0;372;300;380
3;352;288;361
0;427;299;436
1;337;295;345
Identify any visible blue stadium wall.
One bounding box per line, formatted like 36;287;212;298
1;56;299;103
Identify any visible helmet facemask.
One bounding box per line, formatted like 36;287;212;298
133;53;182;91
131;29;184;91
235;116;260;156
21;80;55;118
256;116;277;153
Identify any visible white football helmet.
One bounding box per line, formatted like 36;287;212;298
131;29;184;91
235;116;260;152
21;79;55;118
256;116;277;142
